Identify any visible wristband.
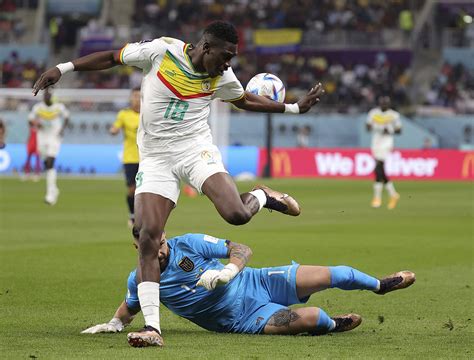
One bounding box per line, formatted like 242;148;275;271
224;263;240;278
284;103;300;114
56;62;75;75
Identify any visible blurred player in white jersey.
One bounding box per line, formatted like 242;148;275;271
366;96;401;209
33;21;324;347
28;88;70;205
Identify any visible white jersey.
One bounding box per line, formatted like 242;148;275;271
366;107;401;160
119;37;245;156
28;101;69;138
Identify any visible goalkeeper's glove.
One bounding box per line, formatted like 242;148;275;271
81;318;124;334
196;263;240;291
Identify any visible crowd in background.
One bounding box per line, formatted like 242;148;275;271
2;0;473;114
0;0;27;43
133;0;415;38
424;62;474;113
0;51;45;88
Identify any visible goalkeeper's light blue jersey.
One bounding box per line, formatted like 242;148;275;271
126;233;245;333
125;233;304;334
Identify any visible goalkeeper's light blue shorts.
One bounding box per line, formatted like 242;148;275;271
231;262;309;334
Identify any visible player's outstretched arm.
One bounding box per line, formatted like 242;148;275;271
81;301;139;334
232;83;324;114
33;50;122;95
197;241;252;291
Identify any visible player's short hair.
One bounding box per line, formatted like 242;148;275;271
132;87;140;92
204;21;238;44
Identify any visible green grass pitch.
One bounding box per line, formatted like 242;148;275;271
0;177;472;359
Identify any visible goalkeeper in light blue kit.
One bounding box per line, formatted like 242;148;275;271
82;233;415;343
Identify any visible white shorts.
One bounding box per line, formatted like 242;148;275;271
371;136;393;161
37;135;61;158
371;145;392;161
135;143;227;204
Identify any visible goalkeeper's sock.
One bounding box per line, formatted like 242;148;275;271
249;189;267;211
311;308;336;334
138;282;161;333
329;266;380;291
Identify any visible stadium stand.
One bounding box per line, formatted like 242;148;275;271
1;0;473;150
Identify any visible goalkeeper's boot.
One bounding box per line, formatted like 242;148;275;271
331;313;362;333
374;271;415;295
371;197;382;208
252;185;301;216
127;326;164;348
387;193;400;210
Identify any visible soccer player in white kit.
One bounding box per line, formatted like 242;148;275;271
366;96;402;210
28;88;70;205
33;21;324;347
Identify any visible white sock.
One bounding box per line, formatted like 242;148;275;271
373;182;383;199
137;282;161;333
385;182;397;196
249;189;267;211
46;169;57;195
375;279;381;291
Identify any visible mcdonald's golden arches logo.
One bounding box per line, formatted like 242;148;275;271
461;153;474;178
271;151;292;177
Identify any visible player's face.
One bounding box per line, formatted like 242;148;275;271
379;96;391;111
43;91;52;105
203;41;237;78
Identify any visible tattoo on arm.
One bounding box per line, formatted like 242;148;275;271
227;242;252;268
267;309;301;328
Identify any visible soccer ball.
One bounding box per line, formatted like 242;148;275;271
245;73;286;103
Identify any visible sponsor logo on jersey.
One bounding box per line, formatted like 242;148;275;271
203;234;219;243
178;256;195;272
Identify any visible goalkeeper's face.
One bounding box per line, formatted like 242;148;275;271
158;237;170;272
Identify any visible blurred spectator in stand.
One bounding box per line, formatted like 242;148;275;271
296;125;312;148
0;118;6;149
459;125;474;150
399;8;413;42
422;137;433;150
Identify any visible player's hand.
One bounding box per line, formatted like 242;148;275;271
32;67;62;96
297;83;325;114
197;264;240;291
81;318;123;334
196;269;221;290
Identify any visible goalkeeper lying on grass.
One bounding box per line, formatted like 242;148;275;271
82;233;415;346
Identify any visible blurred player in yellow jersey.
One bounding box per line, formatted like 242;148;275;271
366;96;402;210
110;87;141;226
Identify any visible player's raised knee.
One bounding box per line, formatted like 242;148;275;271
223;209;252;225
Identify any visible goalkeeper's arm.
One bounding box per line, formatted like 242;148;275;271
81;301;140;334
226;241;253;271
197;241;252;290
